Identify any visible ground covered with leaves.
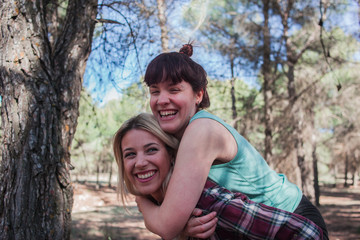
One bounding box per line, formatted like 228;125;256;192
70;182;360;240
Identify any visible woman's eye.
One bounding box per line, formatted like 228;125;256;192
124;152;135;159
146;147;158;154
170;88;180;93
149;86;159;95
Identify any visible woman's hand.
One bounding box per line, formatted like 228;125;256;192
182;208;218;239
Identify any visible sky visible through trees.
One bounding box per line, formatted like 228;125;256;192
84;0;359;105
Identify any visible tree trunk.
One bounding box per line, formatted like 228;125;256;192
312;141;320;206
96;162;101;189
354;164;359;188
230;54;238;130
156;0;169;52
309;105;320;206
108;161;113;188
279;0;314;199
345;154;349;187
261;0;274;167
287;53;314;199
0;1;97;239
333;164;338;186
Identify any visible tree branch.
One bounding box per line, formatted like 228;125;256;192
95;18;125;25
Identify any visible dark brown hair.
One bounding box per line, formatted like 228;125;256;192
144;44;210;109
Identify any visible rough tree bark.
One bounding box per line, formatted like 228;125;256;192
0;1;97;239
261;0;274;167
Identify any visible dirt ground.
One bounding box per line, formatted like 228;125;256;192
71;182;360;240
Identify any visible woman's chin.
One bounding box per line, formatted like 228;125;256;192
137;185;162;197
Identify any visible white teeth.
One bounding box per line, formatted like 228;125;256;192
160;110;176;117
137;171;155;179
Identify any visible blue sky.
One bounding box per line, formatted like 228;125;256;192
66;0;360;105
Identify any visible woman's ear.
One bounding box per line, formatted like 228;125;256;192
195;89;204;105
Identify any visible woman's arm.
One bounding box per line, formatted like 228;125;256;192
136;118;236;239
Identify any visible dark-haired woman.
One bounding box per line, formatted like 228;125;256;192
136;44;328;240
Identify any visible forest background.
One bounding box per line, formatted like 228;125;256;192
74;0;360;202
0;0;359;239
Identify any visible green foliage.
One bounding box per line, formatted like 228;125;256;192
71;83;149;177
301;26;360;183
208;78;261;122
71;90;102;175
207;78;264;151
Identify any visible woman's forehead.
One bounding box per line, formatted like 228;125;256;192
150;80;183;87
122;129;164;146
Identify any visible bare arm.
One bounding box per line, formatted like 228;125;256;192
136;119;236;239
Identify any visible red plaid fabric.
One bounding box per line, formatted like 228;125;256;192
191;178;323;240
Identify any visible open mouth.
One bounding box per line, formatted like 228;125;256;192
136;170;156;180
159;110;177;118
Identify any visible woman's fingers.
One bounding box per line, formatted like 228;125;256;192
183;211;218;238
191;208;203;217
185;215;218;237
192;220;217;239
190;211;217;227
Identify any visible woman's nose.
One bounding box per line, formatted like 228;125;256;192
135;154;148;168
157;91;170;105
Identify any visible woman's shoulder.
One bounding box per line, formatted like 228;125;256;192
190;111;233;136
186;114;237;158
190;110;221;122
186;117;222;136
188;113;227;136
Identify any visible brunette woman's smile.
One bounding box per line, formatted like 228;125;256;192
159;110;178;120
150;81;203;138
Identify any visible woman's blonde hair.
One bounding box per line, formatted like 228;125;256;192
113;113;179;206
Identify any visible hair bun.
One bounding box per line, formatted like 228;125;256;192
179;44;193;57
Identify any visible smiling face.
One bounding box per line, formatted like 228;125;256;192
149;80;203;139
121;129;172;202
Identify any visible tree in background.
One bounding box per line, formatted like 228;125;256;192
86;0;181;102
71;83;147;186
315;26;360;189
183;0;360;202
207;78;263;144
71;91;102;179
0;1;97;239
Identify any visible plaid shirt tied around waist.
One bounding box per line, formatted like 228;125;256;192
191;178;323;240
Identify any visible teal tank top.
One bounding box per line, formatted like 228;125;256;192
190;110;302;212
